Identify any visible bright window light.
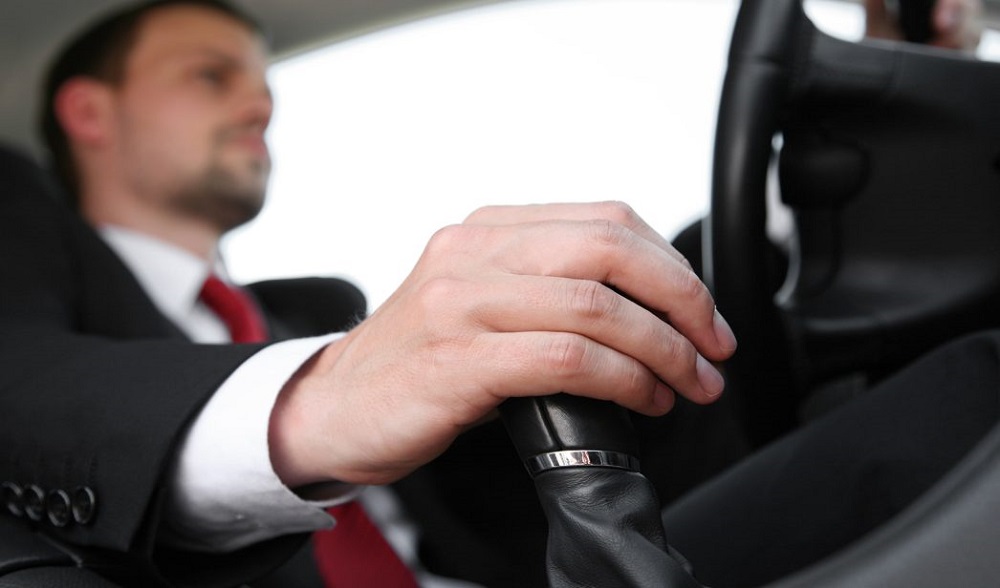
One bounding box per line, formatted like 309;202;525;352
223;0;864;310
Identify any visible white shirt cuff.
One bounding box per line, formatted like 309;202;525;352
161;333;357;553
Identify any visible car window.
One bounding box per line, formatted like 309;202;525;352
220;0;990;310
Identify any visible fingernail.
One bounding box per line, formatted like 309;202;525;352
697;354;725;398
653;382;675;412
714;308;738;353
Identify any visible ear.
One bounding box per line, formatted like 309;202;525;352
53;77;114;148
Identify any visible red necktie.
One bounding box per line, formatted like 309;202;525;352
198;274;269;343
314;502;419;587
198;274;418;587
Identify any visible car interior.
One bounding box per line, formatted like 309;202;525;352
4;0;1000;586
708;0;1000;585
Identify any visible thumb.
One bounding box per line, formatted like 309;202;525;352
864;0;901;40
933;0;962;34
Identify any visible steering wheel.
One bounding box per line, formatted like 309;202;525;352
709;0;1000;445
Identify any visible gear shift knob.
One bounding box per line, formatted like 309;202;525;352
500;393;638;472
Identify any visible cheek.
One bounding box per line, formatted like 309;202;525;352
115;119;209;191
129;113;215;168
121;90;216;146
115;85;232;181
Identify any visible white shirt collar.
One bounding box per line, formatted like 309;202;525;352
98;225;232;342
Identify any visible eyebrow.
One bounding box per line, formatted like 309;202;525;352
182;47;249;67
180;45;273;99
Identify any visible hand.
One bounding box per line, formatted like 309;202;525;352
864;0;983;52
268;202;738;487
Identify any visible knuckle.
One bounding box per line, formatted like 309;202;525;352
661;331;697;370
568;281;616;322
463;205;497;224
596;200;639;226
413;276;465;315
676;253;695;272
586;218;627;248
675;266;713;308
622;361;651;398
543;334;591;376
424;224;473;258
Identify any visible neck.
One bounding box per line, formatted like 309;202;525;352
80;192;221;262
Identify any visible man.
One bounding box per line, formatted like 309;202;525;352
864;0;982;50
0;1;734;586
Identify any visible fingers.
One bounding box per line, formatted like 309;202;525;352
864;0;901;41
441;274;727;405
932;0;982;51
422;214;734;362
466;331;678;416
412;202;739;409
863;0;983;51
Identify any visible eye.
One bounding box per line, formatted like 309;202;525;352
196;66;228;88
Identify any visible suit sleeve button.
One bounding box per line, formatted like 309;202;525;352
1;482;24;517
71;486;97;525
46;490;72;528
23;485;45;522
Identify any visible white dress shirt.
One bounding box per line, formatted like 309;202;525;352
101;225;342;551
99;226;480;588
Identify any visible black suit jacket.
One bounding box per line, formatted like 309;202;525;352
0;146;368;587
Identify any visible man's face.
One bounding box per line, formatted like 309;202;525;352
110;5;273;233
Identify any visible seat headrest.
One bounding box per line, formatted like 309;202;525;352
0;143;65;203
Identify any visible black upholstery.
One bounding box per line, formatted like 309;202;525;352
0;517;78;580
0;568;122;588
771;417;1000;588
0;516;118;588
248;277;367;338
0;144;62;202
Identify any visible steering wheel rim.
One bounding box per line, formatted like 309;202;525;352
705;0;811;445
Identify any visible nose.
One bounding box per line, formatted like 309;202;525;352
238;80;274;132
248;83;274;131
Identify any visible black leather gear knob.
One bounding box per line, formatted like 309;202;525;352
499;394;705;588
499;393;637;461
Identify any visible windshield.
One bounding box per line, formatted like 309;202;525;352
221;0;995;310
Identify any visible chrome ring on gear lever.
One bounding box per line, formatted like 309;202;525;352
525;449;640;477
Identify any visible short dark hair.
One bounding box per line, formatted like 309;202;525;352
39;0;267;202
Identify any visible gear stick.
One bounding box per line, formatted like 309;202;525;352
500;394;704;587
